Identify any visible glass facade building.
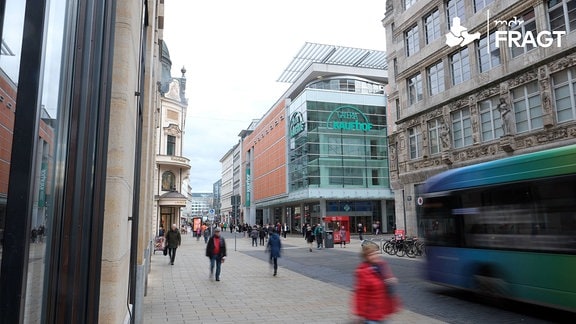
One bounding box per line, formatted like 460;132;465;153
289;78;389;191
285;76;394;233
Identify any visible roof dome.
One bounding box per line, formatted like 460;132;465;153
161;40;172;64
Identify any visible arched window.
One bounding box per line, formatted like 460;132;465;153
162;171;176;191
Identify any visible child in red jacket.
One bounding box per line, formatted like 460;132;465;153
352;241;400;323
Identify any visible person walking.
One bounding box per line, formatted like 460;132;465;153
203;226;210;244
259;226;266;246
352;241;400;323
250;226;259;246
314;223;324;249
305;226;314;252
339;226;347;248
358;223;364;241
165;224;181;265
266;229;282;276
205;227;227;281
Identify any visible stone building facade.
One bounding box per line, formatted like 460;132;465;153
0;0;170;322
383;0;576;237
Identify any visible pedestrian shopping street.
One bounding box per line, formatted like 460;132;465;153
143;232;445;324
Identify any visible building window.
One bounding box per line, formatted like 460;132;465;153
327;137;366;158
371;169;380;185
427;61;445;96
405;24;420;56
393;58;398;77
408;127;422;159
510;10;537;58
479;97;503;141
167;135;176;156
395;98;401;120
474;0;493;12
450;47;470;85
428;118;442;155
451;107;472;148
512;81;543;133
424;9;441;44
552;67;576;122
162;171;176;191
405;0;418;10
407;73;423;105
477;32;500;73
447;0;466;27
548;0;576;33
329;167;364;186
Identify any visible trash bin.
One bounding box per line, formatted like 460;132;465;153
324;230;334;248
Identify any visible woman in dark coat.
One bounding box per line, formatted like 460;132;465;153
266;229;282;276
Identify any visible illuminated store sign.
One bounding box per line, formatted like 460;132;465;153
289;111;305;137
326;106;373;132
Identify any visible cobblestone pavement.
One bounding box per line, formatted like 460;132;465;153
143;232;446;324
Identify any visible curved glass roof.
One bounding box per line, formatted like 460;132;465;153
277;42;387;83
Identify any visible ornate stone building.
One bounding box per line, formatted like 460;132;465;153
153;42;191;235
383;0;576;236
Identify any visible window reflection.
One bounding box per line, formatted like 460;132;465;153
0;0;64;321
0;0;25;83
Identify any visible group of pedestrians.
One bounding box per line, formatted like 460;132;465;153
159;221;400;323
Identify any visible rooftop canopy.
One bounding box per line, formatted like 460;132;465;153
277;42;387;83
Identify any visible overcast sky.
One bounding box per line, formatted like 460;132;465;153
163;0;387;192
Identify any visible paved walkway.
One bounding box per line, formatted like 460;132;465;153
142;232;446;324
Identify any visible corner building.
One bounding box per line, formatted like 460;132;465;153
243;43;395;235
383;0;576;237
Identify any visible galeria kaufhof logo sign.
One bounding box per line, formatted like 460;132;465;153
326;106;373;132
446;10;566;49
289;111;305;137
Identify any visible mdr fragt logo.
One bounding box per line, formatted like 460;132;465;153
446;10;566;49
445;17;480;47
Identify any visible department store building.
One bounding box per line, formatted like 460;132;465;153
243;43;395;235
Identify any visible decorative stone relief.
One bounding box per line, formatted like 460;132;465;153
478;85;499;101
442;151;453;165
536;127;568;143
499;135;515;152
450;98;469;111
538;66;554;128
508;70;538;88
469;95;480;144
440;118;451;151
452;143;500;163
497;97;515;136
166;79;181;101
163;123;181;137
549;52;576;73
426;108;443;120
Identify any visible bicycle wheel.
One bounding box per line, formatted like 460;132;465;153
406;243;417;258
383;241;395;255
395;242;405;257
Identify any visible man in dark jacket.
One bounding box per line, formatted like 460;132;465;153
165;224;181;265
205;227;227;281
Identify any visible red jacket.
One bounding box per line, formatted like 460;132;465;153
352;260;398;321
